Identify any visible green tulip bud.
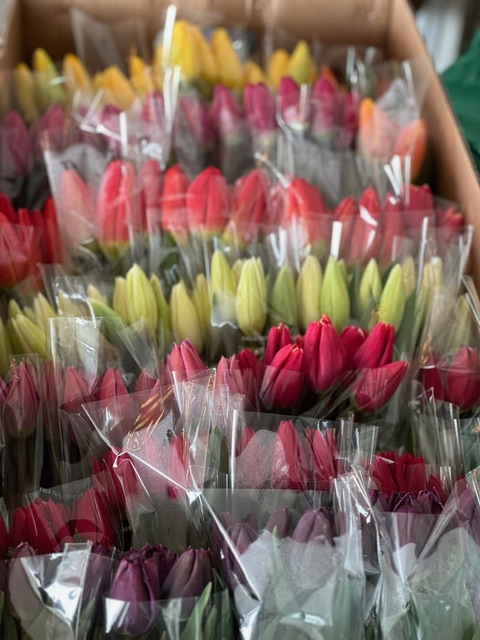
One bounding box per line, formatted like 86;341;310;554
401;256;417;298
296;255;322;332
210;250;237;325
171;280;204;353
150;274;171;336
113;277;129;324
378;264;406;331
192;273;211;345
124;264;158;339
9;314;48;360
86;285;108;306
0;318;13;378
320;256;350;332
236;258;267;337
358;258;382;316
269;265;297;329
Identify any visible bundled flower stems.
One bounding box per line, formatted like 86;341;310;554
0;6;479;639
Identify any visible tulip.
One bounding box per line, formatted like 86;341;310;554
215;355;246;397
62;366;94;413
270;265;297;329
100;65;136;111
444;347;480;411
320;256;350;332
265;506;293;537
296;255;322;332
282;177;328;248
63;53;93;99
335;196;359;264
175;93;214;151
352;360;408;412
8;312;48;361
108;553;159;636
372;451;429;496
284;40;312;85
97;160;139;259
237;348;264;392
161;548;213;600
168;339;207;383
353;322;395;370
150;273;172;338
304;316;347;392
243;83;276;137
112;276;129;324
402;256;417;298
349;187;382;266
380;194;404;269
186;166;229;237
211;28;244;91
260;344;304;409
310;76;339;145
223;168;269;246
392;118;427;182
222;520;258;589
139;158;162;231
418;352;445;401
378;264;406;331
190;25;218;85
278;77;305;129
211;250;237;325
267;49;290;89
305;427;338;491
9;498;73;554
0;211;32;288
402;183;434;233
125;264;158;339
192;273;211;345
31;102;66;161
3;360;39;438
42;196;62;264
73;486;117;547
357;258;383;317
32;47;66;110
0;319;13;378
236;258;268;337
168;20;200;82
170;281;204;353
291;508;334;544
161;164;189;244
357;98;398;163
339;326;368;370
272;420;309;490
264;324;292;366
338;90;360;150
14;62;38;123
244;59;269;85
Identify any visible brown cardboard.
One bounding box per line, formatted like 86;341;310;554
1;0;479;284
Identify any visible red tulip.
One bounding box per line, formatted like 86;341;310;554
272;420;309;490
135;368;158;393
215;355;246;397
96;159;139;258
418;352;445;401
243;83;276;136
161;164;189;244
436;205;464;246
264;323;293;366
305;427;338;491
353;322;395;370
41;196;62;264
31;103;65;160
0;210;34;288
444;347;480;411
62;366;94;412
60;167;95;247
349;187;382;265
334;196;359;263
139;158;162;233
338;90;360;150
260;344;304;409
167;339;207;383
303;316;346;392
340;326;368;370
93;449;137;511
372;451;429;496
186;166;230;236
352;361;408;412
380;193;404;269
401;183;434;233
72;486;117;546
282;177;329;246
224;168;270;245
10;499;73;554
278;77;306;129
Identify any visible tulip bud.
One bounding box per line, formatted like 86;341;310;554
358;258;382;317
270;265;297;329
14;62;38;123
380;194;404;269
393;119;427;182
125;264;158;338
265;507;293;538
32;48;66;110
264;324;293;367
267;49;290;89
320;256;350;332
129;54;155;96
86;285;108;306
168;340;207;383
260;344;304;408
3;361;39;438
283;177;328;247
352;361;408;412
304;316;347;392
101;65;136;111
211;250;237;325
358;98;397;163
243;83;276;136
211;28;244;91
62;53;93;99
444;347;480;411
32;293;58;331
236;258;268;337
186;166;229;237
243;59;269;85
353;322;395;370
223;169;269;247
113;277;129;324
339;326;367;370
190;25;218;85
378;264;406;331
296;255;322;332
284;40;311;85
1;110;31;177
192;273;211;345
161;164;189;245
170;280;204;353
9;314;48;360
273;420;309;490
161;548;213;600
418;352;445;401
402;256;417;298
291;508;333;544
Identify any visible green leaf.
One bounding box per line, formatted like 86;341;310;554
180;582;212;640
202;603;218;639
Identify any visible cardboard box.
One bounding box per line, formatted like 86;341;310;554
1;0;480;285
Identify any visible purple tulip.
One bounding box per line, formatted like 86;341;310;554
243;83;276;136
264;507;293;538
291;508;334;544
0;110;31;176
161;548;213;601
